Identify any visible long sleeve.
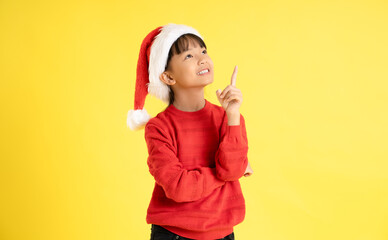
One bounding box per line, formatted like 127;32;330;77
145;101;247;240
144;119;226;203
215;114;249;181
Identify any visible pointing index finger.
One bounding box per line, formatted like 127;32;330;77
231;65;238;86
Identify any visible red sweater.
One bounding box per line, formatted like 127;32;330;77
144;99;249;240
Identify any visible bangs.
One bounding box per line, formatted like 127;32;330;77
170;34;207;55
165;34;207;70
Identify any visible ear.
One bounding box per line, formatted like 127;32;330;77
159;71;176;86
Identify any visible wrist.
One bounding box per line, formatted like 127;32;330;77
227;112;240;126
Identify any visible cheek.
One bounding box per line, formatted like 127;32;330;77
174;64;193;83
180;64;196;77
209;60;214;72
173;63;186;77
207;57;214;66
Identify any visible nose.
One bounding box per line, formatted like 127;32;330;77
199;56;207;65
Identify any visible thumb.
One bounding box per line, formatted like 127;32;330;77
216;89;222;103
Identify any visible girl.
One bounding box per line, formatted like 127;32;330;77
127;23;253;240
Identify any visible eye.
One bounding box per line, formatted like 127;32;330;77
202;49;207;54
185;54;193;59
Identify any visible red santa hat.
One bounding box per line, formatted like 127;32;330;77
127;23;203;130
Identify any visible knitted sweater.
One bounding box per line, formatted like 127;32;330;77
144;99;249;240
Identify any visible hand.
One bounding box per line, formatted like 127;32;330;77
244;162;253;177
216;65;243;116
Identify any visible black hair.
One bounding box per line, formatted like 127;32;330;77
164;34;207;106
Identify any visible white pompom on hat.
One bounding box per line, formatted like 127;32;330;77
127;23;203;130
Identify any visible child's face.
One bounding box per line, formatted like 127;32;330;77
162;41;214;90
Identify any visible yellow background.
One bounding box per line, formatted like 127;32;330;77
1;0;387;239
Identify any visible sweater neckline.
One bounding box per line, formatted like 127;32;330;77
166;99;210;117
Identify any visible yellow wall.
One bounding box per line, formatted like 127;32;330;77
1;0;387;239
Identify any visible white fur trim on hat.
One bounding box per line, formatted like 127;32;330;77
127;109;151;130
148;23;203;103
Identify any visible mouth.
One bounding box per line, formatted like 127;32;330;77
197;68;210;75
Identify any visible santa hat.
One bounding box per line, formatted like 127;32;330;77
126;23;203;130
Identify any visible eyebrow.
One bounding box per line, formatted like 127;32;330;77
182;48;193;53
182;46;206;53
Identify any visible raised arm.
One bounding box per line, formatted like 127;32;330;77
144;120;226;203
215;113;249;181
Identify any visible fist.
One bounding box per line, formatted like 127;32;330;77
216;66;243;115
244;162;253;177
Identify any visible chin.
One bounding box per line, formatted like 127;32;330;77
202;77;214;86
204;73;214;82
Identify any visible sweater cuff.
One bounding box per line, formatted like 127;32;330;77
226;125;243;142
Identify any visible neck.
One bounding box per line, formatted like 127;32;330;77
172;88;206;112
